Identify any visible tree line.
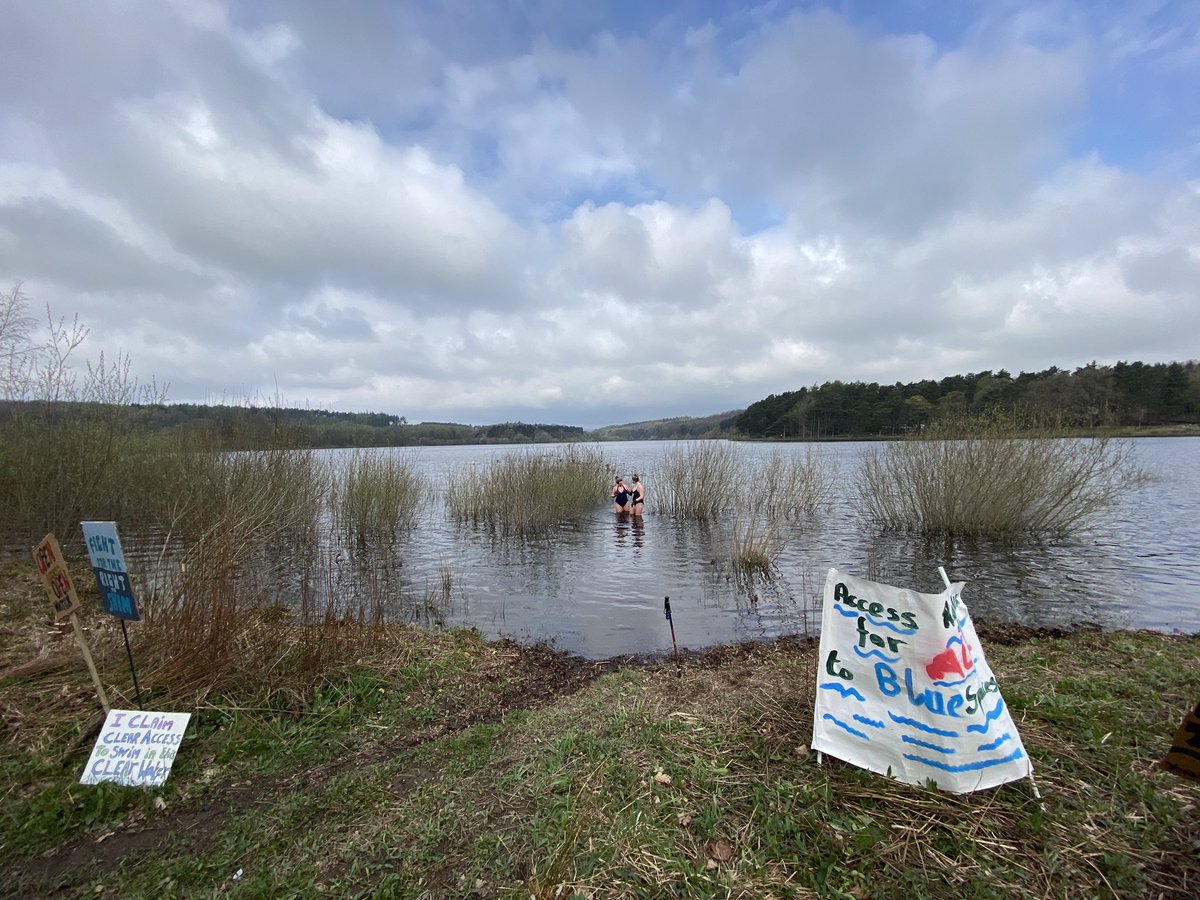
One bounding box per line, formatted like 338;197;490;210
0;400;587;449
733;361;1200;439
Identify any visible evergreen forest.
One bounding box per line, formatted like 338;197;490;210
732;360;1199;438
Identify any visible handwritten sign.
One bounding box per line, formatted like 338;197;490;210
1161;702;1200;781
80;710;191;787
81;521;141;621
32;533;82;622
811;569;1031;794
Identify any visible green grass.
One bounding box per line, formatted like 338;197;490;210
3;625;1199;898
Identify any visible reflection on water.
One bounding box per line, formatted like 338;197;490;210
119;437;1199;659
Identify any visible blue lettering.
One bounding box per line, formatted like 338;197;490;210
874;662;901;697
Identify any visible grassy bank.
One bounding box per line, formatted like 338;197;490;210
2;562;1198;898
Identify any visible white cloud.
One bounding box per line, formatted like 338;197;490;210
0;0;1196;428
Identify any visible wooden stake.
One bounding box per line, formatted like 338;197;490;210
69;613;110;714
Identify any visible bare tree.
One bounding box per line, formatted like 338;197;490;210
0;283;37;400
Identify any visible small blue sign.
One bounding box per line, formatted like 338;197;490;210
81;521;141;621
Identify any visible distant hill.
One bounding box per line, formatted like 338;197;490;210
0;401;588;449
590;410;743;441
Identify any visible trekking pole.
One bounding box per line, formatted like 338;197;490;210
664;596;682;678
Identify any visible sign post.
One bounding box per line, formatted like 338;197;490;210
33;533;110;713
81;522;143;708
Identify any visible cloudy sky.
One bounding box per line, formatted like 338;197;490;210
2;1;1197;428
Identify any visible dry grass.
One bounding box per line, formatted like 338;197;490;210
730;510;783;574
2;569;1198;900
655;441;742;519
330;449;422;543
445;445;610;533
856;416;1149;536
750;447;837;519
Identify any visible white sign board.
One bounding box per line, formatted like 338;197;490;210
81;710;191;788
812;569;1031;793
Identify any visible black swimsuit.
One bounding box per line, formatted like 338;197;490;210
614;487;630;505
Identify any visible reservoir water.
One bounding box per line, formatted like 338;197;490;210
313;437;1199;659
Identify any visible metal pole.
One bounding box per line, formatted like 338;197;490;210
120;619;143;708
664;596;682;678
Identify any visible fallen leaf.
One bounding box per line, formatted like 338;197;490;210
706;838;734;863
652;766;672;786
153;796;167;811
677;813;693;828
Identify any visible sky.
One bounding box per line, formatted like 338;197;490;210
1;0;1198;429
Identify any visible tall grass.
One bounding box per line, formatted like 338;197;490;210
857;416;1149;536
748;448;837;518
656;442;836;523
655;441;742;519
445;446;609;533
730;510;783;575
330;449;422;544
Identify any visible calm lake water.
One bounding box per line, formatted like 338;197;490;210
315;437;1199;659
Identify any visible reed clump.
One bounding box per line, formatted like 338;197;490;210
748;447;837;518
856;415;1149;536
445;445;610;533
330;449;422;544
655;441;741;519
730;510;782;575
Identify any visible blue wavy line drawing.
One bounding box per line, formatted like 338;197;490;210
822;713;869;741
903;747;1025;773
853;645;900;663
901;734;956;755
832;604;916;635
888;712;960;738
819;682;866;701
853;714;885;729
977;733;1012;752
946;635;963;648
967;698;1007;734
933;674;972;688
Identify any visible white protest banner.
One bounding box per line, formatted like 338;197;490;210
812;568;1031;793
81;710;191;788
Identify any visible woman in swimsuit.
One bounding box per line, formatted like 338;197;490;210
630;473;645;516
611;476;631;513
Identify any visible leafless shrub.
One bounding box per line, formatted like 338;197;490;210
856;416;1149;536
748;448;837;519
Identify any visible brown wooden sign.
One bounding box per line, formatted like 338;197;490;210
33;533;82;622
1161;702;1200;781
